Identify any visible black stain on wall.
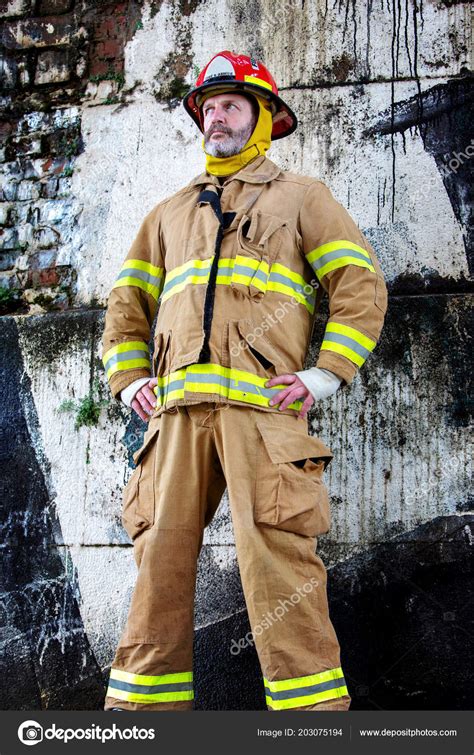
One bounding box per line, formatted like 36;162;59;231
0;317;105;710
330;514;474;710
192;515;473;711
309;293;473;429
366;75;474;274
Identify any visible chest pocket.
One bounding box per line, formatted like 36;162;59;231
231;210;288;299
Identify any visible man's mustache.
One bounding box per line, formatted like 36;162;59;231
205;125;233;138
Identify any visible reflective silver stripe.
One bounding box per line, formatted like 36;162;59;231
264;676;347;701
232;262;267;282
155;376;185;398
269;270;316;303
103;347;149;372
161;260;315;310
311;247;372;271
108;679;193;694
117;268;162;288
157;372;278;402
322;331;372;359
162;266;210;295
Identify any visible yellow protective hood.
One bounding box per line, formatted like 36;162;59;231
202;94;273;176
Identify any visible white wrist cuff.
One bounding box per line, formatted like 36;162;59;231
294;367;342;401
120;377;151;408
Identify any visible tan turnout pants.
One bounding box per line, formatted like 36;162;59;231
104;402;351;711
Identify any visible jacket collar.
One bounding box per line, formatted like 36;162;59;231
188;155;281;188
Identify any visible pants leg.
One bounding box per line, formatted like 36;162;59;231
213;405;351;712
104;405;226;711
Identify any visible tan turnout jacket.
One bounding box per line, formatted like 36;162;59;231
101;155;388;415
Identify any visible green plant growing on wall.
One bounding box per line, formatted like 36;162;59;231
89;67;125;89
0;286;23;314
57;377;110;431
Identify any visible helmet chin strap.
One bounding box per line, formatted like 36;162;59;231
203;95;273;177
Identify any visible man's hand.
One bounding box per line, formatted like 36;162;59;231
265;373;315;419
131;377;158;422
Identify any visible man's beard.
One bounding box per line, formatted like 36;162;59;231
204;121;256;157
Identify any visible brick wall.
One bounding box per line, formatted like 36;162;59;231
0;0;144;313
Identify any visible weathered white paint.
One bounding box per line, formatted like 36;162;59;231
13;0;471;671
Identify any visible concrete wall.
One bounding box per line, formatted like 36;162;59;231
1;0;472;710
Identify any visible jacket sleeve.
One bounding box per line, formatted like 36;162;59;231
101;204;166;399
299;180;388;386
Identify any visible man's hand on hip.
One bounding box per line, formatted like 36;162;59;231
131;378;158;422
265;374;315;419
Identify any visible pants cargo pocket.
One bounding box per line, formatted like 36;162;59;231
121;415;161;542
254;420;334;537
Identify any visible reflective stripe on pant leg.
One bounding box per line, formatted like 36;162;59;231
107;668;193;704
264;667;348;710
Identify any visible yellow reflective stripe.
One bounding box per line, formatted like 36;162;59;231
306;239;375;281
107;688;194;704
244;74;273;91
307;240;372;265
160;257;315;311
320;320;377;368
152;363;304;412
231;272;265;290
102;339;150;380
266;686;349;710
102;340;149;360
105;358;150;379
216;272;233;284
326;321;376;350
317;255;375;279
321;340;365;366
271;261;307;286
163;257;314;310
165;257;212;283
113;276;161;301
113;258;164;301
264;667;345;692
266;280;314;313
184;381;275;408
119;258;163;277
234;254;261;271
110;669;192;685
161;259;212;302
161;275;208;302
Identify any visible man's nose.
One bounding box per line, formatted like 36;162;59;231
208;106;226;125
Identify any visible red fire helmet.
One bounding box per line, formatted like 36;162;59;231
182;51;298;140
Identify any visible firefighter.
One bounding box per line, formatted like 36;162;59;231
102;51;388;711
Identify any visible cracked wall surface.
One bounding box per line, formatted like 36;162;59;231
0;0;472;710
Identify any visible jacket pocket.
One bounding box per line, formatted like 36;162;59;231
121;415;161;542
231;210;288;299
225;318;286;377
254;420;333;537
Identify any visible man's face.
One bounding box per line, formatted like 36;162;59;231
202;92;258;157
